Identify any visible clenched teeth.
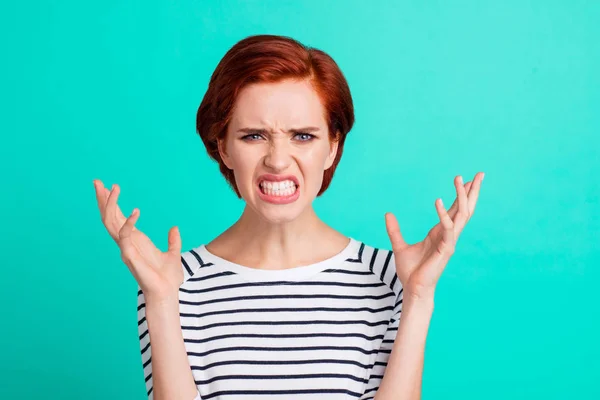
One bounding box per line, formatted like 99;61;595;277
259;179;298;196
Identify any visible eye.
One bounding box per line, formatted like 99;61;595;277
241;133;264;141
294;132;315;142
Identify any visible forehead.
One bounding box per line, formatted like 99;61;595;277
229;79;327;130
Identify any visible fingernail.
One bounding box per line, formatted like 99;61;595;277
458;175;463;184
482;173;485;181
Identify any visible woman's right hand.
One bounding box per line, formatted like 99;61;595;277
93;179;184;302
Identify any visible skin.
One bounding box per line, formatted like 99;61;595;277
91;78;348;296
375;173;484;400
207;78;350;270
92;76;484;400
92;76;485;298
387;172;484;300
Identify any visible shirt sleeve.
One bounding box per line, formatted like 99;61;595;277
359;287;403;400
137;286;155;399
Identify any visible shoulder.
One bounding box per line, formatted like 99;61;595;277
179;244;214;282
348;240;402;296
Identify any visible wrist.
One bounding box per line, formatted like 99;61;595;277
404;292;435;312
144;290;180;309
145;295;181;325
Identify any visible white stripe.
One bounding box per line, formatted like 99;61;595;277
137;239;403;399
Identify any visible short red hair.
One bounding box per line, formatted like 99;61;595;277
196;34;355;198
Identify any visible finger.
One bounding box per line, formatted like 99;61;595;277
467;172;484;216
452;175;470;235
96;180;112;207
103;184;136;232
447;180;473;220
93;179;108;217
104;184;121;238
119;207;140;247
101;187;110;205
435;198;455;255
109;188;129;225
465;181;473;194
384;212;408;253
167;226;182;255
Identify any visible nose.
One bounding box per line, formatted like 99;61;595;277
263;137;292;171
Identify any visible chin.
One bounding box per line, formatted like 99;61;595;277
253;197;306;224
258;206;305;224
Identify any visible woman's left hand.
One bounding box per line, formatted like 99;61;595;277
385;172;484;301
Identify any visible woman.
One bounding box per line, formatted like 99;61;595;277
94;34;483;400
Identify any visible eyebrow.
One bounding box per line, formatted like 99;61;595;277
237;126;320;134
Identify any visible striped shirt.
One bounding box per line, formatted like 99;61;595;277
137;237;404;399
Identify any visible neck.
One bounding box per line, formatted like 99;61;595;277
208;204;348;270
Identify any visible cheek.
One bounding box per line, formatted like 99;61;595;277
298;147;330;185
229;149;255;180
302;145;331;169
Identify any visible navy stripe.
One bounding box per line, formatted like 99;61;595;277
137;240;403;399
181;255;193;276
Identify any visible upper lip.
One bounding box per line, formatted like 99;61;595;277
257;173;300;186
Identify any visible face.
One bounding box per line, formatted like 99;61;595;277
218;78;339;223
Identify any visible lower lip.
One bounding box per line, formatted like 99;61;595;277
256;183;300;204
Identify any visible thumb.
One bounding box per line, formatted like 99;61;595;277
167;226;182;255
385;212;408;252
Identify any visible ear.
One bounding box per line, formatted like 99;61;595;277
217;138;233;170
324;131;340;170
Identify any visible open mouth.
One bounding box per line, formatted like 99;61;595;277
258;180;299;197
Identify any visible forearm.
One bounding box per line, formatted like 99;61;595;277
145;294;198;400
374;296;434;400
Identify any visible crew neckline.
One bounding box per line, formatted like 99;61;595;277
195;237;360;282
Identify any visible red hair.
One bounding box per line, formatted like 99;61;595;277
196;34;355;198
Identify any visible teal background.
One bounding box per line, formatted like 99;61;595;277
1;0;598;399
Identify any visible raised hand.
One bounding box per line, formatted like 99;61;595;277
385;172;484;301
93;179;183;302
